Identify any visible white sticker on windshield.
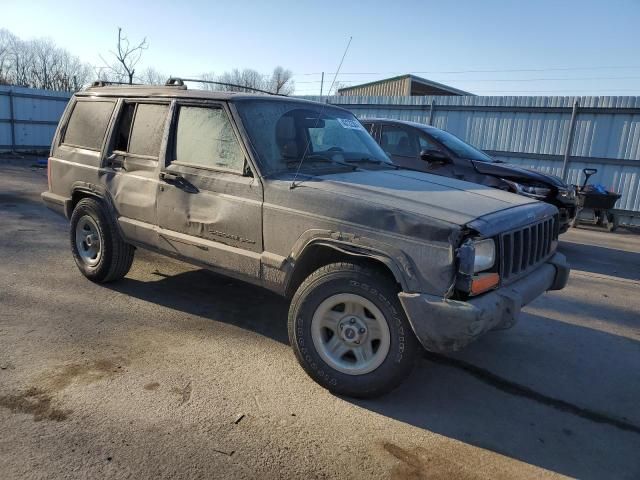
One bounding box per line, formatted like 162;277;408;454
337;118;365;130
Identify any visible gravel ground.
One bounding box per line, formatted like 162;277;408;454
1;162;639;479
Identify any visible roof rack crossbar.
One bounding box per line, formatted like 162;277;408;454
90;80;144;87
165;77;287;96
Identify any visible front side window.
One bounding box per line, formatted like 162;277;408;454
418;134;441;152
172;106;244;172
128;103;169;158
380;125;418;158
234;100;391;175
63;100;116;150
428;129;494;162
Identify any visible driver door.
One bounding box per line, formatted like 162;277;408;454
156;101;263;283
417;133;458;178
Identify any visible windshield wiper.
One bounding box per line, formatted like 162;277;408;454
286;155;358;171
346;158;399;169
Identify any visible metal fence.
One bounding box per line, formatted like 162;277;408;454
0;85;71;153
2;86;639;223
306;95;640;224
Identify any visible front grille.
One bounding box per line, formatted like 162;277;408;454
500;216;557;283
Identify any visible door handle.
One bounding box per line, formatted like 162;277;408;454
106;152;124;169
159;171;198;193
159;172;182;182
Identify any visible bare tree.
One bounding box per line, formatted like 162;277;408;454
198;71;218;91
0;29;15;84
215;68;266;92
269;66;294;95
100;27;148;84
0;28;91;91
140;67;165;85
200;67;295;94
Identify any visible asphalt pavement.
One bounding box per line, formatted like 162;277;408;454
1;162;639;479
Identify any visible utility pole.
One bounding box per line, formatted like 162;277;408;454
320;72;324;97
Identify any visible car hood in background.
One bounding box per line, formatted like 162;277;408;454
472;160;568;188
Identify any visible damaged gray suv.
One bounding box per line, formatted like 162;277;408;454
42;80;569;398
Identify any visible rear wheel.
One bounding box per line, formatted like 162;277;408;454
70;198;134;282
288;262;421;398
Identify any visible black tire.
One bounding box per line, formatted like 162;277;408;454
69;198;134;283
288;262;421;398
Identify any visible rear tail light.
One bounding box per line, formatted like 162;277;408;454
47;157;51;190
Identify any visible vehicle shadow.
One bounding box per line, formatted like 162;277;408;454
107;268;290;345
103;266;640;479
558;240;640;281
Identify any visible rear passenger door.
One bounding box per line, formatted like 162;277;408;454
103;100;170;247
156;101;263;282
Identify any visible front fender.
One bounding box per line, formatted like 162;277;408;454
285;229;421;293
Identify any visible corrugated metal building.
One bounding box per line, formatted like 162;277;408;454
0;85;71;152
337;74;472;97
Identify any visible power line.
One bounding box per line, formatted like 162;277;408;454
293;88;640;94
469;89;640;93
294;65;640;76
293;75;640;84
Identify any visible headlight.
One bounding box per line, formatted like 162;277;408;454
559;188;576;200
457;238;496;274
457;238;499;295
503;179;551;199
473;238;495;273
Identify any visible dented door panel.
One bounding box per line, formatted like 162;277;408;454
156;164;263;280
104;159;159;227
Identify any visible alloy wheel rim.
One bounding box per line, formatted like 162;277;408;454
311;293;391;375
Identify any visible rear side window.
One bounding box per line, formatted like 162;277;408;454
128;103;169;158
63;100;115;151
173;105;244;172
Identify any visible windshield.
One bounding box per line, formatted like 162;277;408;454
428;129;495;162
234;100;392;175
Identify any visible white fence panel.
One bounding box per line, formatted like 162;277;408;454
0;85;71;152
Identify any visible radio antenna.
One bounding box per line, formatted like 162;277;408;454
290;36;353;190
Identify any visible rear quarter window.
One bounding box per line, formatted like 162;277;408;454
62;100;116;151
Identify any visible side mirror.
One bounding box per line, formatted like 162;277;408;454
420;149;449;163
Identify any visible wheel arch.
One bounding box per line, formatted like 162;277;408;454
68;184;116;219
284;239;413;298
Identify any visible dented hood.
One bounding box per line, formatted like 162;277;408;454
471;160;568;188
303;168;538;226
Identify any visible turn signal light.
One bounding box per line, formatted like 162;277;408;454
470;272;500;296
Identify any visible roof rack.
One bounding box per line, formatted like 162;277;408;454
166;77;287;96
90;80;144;87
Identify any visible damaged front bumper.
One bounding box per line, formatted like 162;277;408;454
398;252;570;353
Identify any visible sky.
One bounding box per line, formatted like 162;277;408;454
3;0;640;96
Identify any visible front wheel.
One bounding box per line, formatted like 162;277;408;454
288;262;421;398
